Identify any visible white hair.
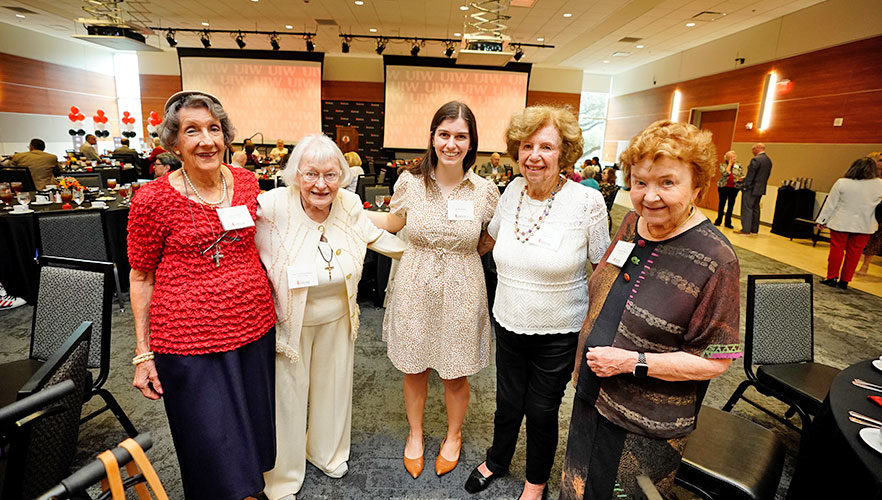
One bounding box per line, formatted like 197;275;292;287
279;134;352;188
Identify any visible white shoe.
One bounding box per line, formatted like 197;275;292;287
0;294;26;310
325;461;348;479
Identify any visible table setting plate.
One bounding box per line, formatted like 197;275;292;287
31;200;54;206
859;427;882;455
9;208;35;214
872;359;882;374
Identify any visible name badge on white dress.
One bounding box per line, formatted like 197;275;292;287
217;205;255;231
606;241;635;267
529;226;563;251
447;199;475;221
286;265;318;289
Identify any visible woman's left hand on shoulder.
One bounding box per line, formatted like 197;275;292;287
586;346;635;377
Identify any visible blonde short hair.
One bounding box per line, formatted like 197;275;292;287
343;151;362;167
505;105;583;170
619;120;717;199
868;152;882;161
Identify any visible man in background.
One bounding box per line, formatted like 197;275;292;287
113;138;138;155
737;143;773;235
2;138;61;190
80;134;100;160
478;152;503;178
231;150;248;169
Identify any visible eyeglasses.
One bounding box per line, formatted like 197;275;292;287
299;170;340;184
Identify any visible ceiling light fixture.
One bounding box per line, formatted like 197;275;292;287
563;13;572;17
285;25;293;29
603;60;609;63
269;32;280;50
355;0;364;4
375;38;387;55
443;40;455;58
234;31;246;49
453;32;461;37
200;30;211;48
686;22;696;27
411;41;421;56
202;22;210;26
636;44;644;48
15;14;25;18
537;37;544;41
305;35;314;52
513;45;524;61
460;5;469;11
165;29;177;47
341;35;352;53
369;28;377;32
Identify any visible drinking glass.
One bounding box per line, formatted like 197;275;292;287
131;181;141;194
10;181;22;193
16;191;31;206
60;188;73;204
107;178;117;190
374;195;385;210
118;184;130;202
383;194;392;208
73;189;85;206
0;183;13;209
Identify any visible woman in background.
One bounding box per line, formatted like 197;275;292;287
857;152;882;275
714;150;744;229
269;139;288;163
344;151;365;193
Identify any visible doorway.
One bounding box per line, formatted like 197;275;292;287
692;108;737;211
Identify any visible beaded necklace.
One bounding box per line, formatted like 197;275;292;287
514;176;564;243
182;167;227;205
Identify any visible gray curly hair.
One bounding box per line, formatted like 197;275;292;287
158;94;236;153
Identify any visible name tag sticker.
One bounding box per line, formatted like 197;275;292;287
447;200;475;221
606;241;636;267
286;265;318;289
217;205;255;231
530;226;563;251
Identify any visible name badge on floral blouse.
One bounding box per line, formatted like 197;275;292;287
447;200;474;221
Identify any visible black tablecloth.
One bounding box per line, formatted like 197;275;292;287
0;193;130;304
771;188;816;238
788;360;882;499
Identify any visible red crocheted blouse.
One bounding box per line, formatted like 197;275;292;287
127;165;276;355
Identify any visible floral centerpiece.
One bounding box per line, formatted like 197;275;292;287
57;176;83;191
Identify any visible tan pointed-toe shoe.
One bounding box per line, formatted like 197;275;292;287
435;438;461;476
404;452;424;479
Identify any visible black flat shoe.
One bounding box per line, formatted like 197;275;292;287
837;279;849;289
820;278;838;287
464;464;504;494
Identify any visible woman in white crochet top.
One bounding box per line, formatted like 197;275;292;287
464;106;610;500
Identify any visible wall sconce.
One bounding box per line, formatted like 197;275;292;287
669;90;682;122
757;71;777;131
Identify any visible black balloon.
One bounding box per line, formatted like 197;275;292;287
77;129;86;136
68;129;77;136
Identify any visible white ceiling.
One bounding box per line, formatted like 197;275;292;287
1;0;825;74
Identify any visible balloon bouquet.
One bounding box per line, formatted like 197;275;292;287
146;111;162;138
93;109;110;137
121;111;137;138
68;106;86;136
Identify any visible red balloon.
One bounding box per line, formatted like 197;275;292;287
122;111;131;118
93;115;99;121
101;116;109;124
149;111;158;118
96;109;105;116
76;113;85;121
68;113;77;121
70;106;79;114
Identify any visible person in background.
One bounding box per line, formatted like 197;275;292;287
231;150;248;170
80;134;100;160
152;152;181;178
128;90;277;500
564;165;582;183
146;137;166;175
256;134;405;500
113;138;139;156
714;150;744;229
560;120;741;499
464;105;609;500
478;152;504;178
344;151;364;194
580;170;600;190
817;157;882;289
592;157;603;183
0;281;26;310
598;167;618;206
368;101;500;480
858;151;882;275
245;144;260;171
269;139;288;163
736;143;772;235
2;138;61;190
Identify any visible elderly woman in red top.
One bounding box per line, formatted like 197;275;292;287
128;91;277;500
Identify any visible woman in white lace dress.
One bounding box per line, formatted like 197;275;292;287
463;105;610;500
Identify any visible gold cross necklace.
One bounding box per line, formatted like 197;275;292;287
317;235;334;280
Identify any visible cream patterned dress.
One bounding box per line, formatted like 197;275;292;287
383;169;500;379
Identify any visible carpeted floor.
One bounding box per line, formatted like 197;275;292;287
2;204;881;499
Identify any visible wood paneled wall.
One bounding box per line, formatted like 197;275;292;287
139;74;182;137
322;81;384;102
607;35;882;145
0;53;117;120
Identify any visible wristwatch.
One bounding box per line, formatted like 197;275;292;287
633;352;648;378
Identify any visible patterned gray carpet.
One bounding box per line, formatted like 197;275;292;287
1;204;880;499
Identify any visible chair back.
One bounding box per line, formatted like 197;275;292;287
377;168;387;185
356;174;377;201
2;322;92;500
30;258;114;379
66;172;101;188
0;167;37;191
603;185;620;212
364;185;391;206
746;274;814;368
96;167;121;188
36;209;112;262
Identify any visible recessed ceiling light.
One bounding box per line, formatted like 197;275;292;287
251;0;258;2
285;25;293;29
459;5;469;10
453;32;461;37
15;14;25;18
686;22;696;27
635;44;644;48
603;60;609;63
354;0;364;4
369;28;377;32
537;37;544;42
202;22;210;26
563;13;572;17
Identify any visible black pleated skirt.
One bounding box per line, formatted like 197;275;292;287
154;329;276;500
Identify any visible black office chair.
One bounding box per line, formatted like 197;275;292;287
356;174;377;201
791;196;829;246
675;406;785;500
723;274;840;432
0;258;137;438
0;322;92;500
0;167;37;192
36;209;126;312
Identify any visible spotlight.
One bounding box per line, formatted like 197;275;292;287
270;33;280;50
305;36;314;52
375;38;387;55
341;36;351;53
513;46;524;61
444;41;455;58
165;30;177;47
411;43;420;57
200;30;211;48
235;31;246;49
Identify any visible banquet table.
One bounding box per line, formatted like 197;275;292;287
0;192;130;304
787;359;882;499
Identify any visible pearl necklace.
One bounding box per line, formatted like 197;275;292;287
514;176;563;243
182;167;227;205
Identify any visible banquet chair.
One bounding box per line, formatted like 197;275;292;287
722;274;840;433
0;322;92;500
675;406;785;500
66;172;101;188
355;174;377;201
0;167;37;192
95;167;121;189
364;185;390;207
36;209;126;312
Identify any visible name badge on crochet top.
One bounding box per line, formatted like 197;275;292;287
447;200;474;221
606;241;635;267
287;265;318;289
217;205;255;231
529;226;563;251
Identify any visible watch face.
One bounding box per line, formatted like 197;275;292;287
634;364;649;378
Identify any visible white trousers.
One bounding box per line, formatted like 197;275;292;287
263;315;354;499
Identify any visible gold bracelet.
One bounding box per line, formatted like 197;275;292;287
132;352;155;365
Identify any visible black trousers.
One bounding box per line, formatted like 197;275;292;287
715;186;739;226
485;324;578;484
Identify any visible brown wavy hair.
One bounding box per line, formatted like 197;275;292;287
504;105;583;171
619;120;717;199
409;101;478;187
